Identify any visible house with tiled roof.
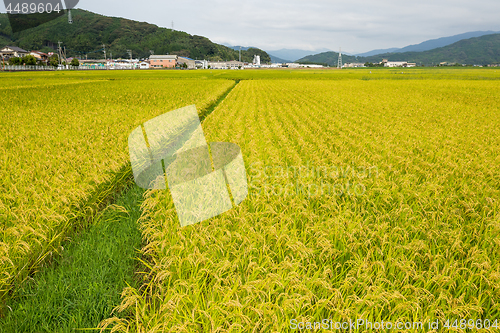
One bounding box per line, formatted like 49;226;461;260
0;46;29;60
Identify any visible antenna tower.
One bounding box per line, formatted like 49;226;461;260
337;47;342;69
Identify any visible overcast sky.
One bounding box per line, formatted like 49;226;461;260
6;0;500;53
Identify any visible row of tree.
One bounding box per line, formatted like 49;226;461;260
6;55;79;66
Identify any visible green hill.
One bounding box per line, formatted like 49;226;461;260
297;34;500;66
0;9;271;62
297;51;359;66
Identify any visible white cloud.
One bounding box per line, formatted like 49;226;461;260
22;0;500;53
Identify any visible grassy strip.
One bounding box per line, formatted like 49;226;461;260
0;79;240;330
98;79;243;332
0;78;237;312
0;185;145;333
0;164;134;313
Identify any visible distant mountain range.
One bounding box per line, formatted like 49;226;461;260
267;54;290;64
223;45;333;63
227;31;500;65
266;48;331;62
223;44;285;62
354;48;399;57
0;10;271;62
297;33;500;66
355;30;500;57
223;44;256;51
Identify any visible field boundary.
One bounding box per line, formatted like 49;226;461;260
0;78;240;318
199;79;240;121
0;79;107;90
97;78;243;332
0;165;135;315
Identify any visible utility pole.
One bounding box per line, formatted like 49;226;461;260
57;41;63;67
239;46;241;62
102;44;107;69
171;21;174;30
127;49;133;69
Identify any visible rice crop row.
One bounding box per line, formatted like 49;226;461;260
3;67;500;86
103;78;500;332
0;75;235;311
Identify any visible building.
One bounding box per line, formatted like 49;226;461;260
30;51;49;64
207;60;245;69
206;61;223;69
344;62;365;68
1;45;29;60
384;61;407;67
149;55;177;68
226;60;244;69
112;59;138;69
382;60;416;68
207;61;228;69
195;60;208;69
253;55;261;66
177;57;196;69
79;59;106;69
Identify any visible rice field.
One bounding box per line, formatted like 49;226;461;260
0;73;235;310
1;68;500;332
102;76;500;333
